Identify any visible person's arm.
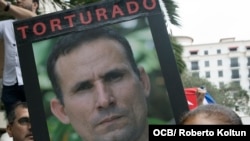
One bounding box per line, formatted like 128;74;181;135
196;87;206;106
0;0;36;19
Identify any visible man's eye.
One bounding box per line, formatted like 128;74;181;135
77;82;93;91
105;72;124;82
18;117;30;125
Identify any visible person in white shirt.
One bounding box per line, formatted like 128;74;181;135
0;0;38;117
0;132;13;141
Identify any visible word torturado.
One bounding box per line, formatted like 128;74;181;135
16;0;157;40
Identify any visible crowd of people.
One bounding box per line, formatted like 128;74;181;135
0;0;245;141
0;0;38;140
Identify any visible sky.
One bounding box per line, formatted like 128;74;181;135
169;0;250;44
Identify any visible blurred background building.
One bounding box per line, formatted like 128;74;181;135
175;36;250;124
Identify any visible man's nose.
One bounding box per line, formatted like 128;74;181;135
95;81;115;109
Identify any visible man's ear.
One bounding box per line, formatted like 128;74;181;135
138;66;151;97
50;98;70;124
6;124;13;137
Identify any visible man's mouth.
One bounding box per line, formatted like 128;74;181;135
99;115;122;125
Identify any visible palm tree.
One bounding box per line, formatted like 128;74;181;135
40;0;181;26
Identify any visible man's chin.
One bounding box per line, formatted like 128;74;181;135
97;127;134;141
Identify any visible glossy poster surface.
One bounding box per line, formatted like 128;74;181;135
14;0;188;140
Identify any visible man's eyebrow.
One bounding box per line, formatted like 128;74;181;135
17;116;29;120
101;68;127;78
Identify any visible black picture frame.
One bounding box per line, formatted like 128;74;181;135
13;0;189;140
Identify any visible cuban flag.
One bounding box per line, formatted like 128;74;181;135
184;87;216;110
184;87;198;110
203;92;216;104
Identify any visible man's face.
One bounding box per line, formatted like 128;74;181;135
7;107;33;141
15;0;36;11
51;38;150;141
